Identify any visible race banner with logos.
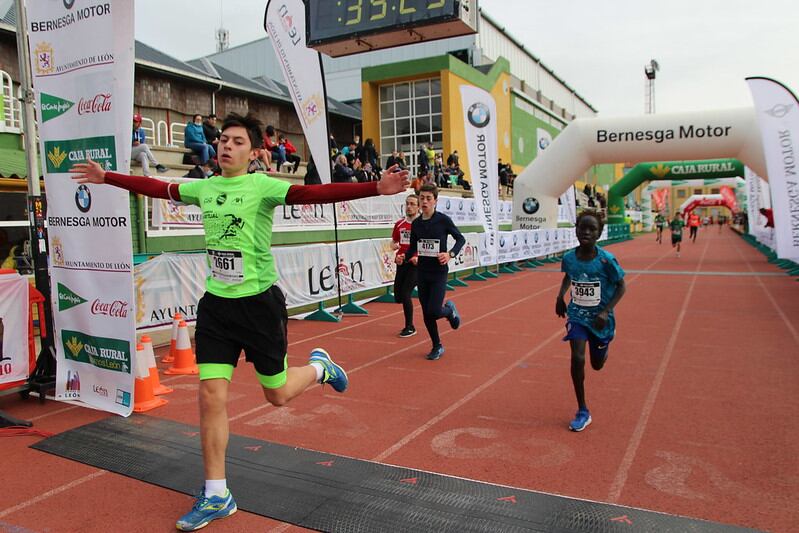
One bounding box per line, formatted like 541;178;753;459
265;0;331;182
461;85;500;265
747;77;799;260
744;166;774;247
27;0;136;415
0;272;29;385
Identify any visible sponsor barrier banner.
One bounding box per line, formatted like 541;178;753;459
265;0;331;183
0;272;29;384
28;0;136;415
133;253;207;330
151;187;486;231
461;85;500;265
558;186;577;225
747;77;799;260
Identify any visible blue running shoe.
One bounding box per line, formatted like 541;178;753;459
176;490;237;531
309;348;349;392
569;409;592;432
444;300;460;330
426;345;445;360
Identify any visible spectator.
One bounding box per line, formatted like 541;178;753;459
264;125;285;169
759;207;774;228
279;134;301;173
425;143;436;170
446;150;459;168
596;192;607;209
304;156;322;185
131;114;168;176
386;150;402;169
203;113;221;149
360;138;379;170
185;157;213;179
417;144;429;174
332;154;355;183
184;113;216;164
329;134;339;159
341;141;358;166
498;159;509;190
433;153;446;187
397;151;408;169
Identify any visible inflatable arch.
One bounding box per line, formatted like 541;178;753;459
512;107;767;230
678;194;737;216
607;158;743;223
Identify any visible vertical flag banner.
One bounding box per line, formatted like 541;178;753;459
265;0;331;183
746;77;799;260
719;185;738;213
27;0;136;415
460;85;499;265
744;166;773;246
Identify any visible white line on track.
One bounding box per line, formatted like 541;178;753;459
731;240;799;348
606;240;710;503
0;471;107;519
372;242;676;463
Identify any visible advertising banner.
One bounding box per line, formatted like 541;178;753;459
461;85;500;264
27;0;136;414
0;272;29;384
265;0;331;182
747;77;799;259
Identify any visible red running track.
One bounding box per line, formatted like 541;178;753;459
2;226;798;532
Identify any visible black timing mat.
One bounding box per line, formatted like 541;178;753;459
31;415;755;532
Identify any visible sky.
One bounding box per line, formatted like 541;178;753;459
134;0;799;117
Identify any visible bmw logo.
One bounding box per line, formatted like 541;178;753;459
467;102;490;128
524;234;529;244
513;235;518;246
522;197;540;214
459;200;464;211
63;0;75;8
500;236;506;247
446;199;451;210
75;184;91;213
538;137;550;150
470;203;475;212
534;233;539;243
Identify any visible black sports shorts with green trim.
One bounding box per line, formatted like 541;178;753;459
194;285;288;377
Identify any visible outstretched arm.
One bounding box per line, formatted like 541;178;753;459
70;158;179;201
285;164;409;205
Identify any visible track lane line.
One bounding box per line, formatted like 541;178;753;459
607;240;710;503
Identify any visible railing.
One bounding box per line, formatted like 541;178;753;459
139;117;155;145
169;122;185;148
156;120;169;147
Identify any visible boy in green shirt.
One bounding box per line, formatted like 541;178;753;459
71;112;409;531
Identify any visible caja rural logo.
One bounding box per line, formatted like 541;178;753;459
45;136;117;173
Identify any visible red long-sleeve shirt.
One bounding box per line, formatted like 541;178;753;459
103;172;378;205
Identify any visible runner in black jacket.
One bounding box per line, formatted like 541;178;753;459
399;183;465;360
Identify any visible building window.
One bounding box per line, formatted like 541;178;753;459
379;78;442;175
711;188;720;194
693;188;703;195
677;189;686;198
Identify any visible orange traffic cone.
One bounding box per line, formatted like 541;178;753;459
140;335;173;396
162;312;182;364
164;320;199;375
133;343;168;412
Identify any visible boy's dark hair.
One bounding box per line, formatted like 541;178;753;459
419;183;439;198
576;208;605;232
221;112;263;151
265;125;276;137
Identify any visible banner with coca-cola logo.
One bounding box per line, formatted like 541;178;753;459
27;0;136;415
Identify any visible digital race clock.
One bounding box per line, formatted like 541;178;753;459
306;0;478;57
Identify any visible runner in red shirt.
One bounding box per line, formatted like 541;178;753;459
688;212;701;243
392;194;420;337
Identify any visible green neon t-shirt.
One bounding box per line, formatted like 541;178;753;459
178;173;291;298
